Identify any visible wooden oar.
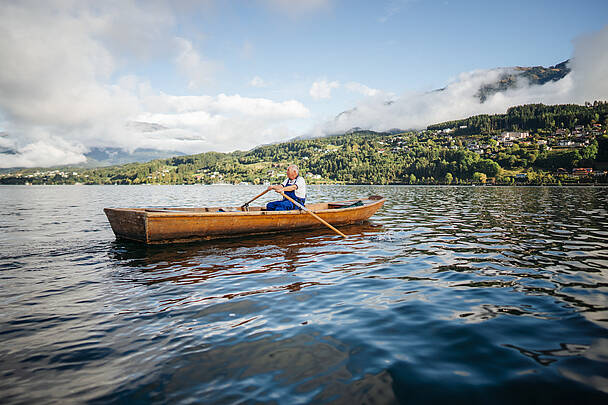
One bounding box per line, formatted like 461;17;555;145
278;191;347;238
241;188;270;210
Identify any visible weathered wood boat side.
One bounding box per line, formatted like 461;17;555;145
104;195;385;244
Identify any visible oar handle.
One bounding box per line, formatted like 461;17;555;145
278;191;347;238
241;188;270;209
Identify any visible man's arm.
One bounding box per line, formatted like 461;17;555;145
267;178;295;192
282;184;298;192
268;184;297;192
268;184;298;192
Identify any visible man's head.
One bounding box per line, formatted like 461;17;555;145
286;164;299;180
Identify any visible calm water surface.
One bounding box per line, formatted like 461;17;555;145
1;185;607;404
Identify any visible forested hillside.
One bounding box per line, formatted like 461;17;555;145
2;102;607;186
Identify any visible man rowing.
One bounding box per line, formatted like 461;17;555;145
265;164;306;211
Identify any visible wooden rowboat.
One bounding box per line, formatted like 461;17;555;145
104;195;385;244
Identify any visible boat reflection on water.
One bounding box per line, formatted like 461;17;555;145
107;222;385;306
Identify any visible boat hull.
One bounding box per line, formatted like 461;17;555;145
104;196;385;244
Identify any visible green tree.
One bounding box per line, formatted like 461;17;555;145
473;172;487;184
475;159;501;177
445;172;453;184
580;140;598;161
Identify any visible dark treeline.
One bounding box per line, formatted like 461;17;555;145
428;102;608;135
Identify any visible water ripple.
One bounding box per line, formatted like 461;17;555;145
1;185;607;403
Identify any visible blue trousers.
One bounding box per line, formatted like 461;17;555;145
266;198;305;211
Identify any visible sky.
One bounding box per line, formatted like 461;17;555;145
1;0;607;168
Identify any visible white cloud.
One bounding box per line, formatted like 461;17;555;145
321;67;564;134
0;1;148;167
0;2;118;126
345;82;381;97
378;0;416;23
320;25;608;135
241;40;255;59
0;87;312;167
135;93;310;152
249;76;268;88
0;134;17;150
0;1;312;168
262;0;331;16
1;1;606;169
141;93;309;119
174;37;218;89
310;80;340;100
0;135;87;168
569;25;608;103
95;1;176;60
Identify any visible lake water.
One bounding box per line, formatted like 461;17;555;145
1;185;607;404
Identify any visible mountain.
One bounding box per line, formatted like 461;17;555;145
83;147;186;167
0;121;185;169
79;121;186;166
83;122;184;166
476;60;570;102
0;146;185;171
2;102;606;185
333;60;572;128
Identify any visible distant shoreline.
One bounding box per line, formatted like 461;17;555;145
2;182;608;187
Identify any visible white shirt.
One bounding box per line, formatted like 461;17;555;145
282;176;306;199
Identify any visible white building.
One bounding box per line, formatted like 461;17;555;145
497;131;529;142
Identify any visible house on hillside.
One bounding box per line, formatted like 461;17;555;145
575;135;592;145
572;168;593;176
496;131;529;143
